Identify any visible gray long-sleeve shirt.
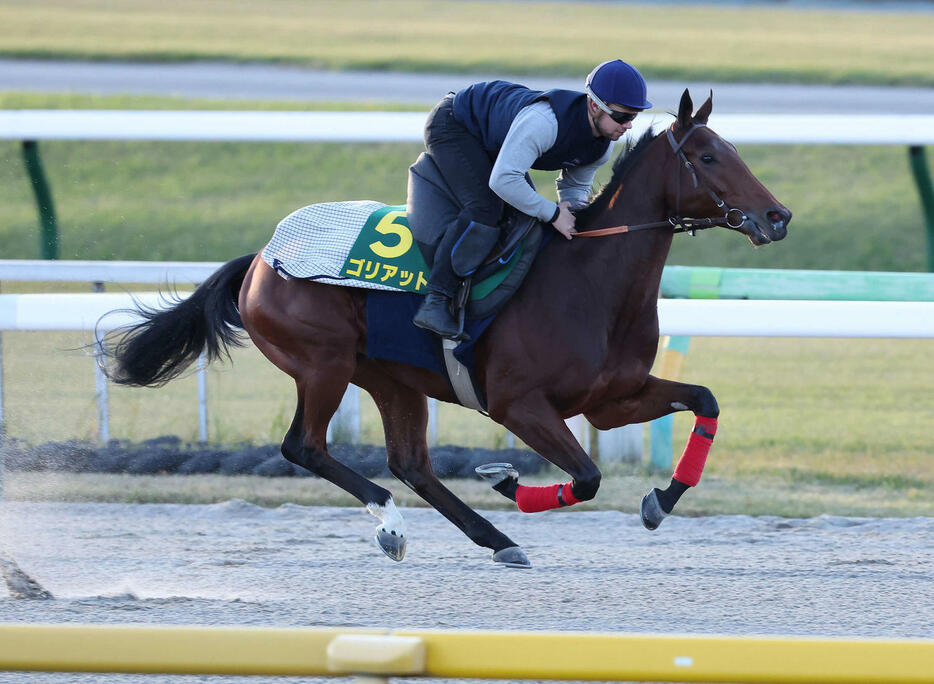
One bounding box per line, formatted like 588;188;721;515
489;100;613;222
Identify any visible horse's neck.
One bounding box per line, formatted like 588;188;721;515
574;146;674;312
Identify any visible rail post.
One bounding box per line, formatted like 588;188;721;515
21;141;59;260
92;282;110;444
0;280;4;500
908;145;934;271
0;281;4;437
428;398;437;446
329;385;360;444
197;351;208;442
649;335;691;470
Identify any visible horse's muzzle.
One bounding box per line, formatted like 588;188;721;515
744;206;791;245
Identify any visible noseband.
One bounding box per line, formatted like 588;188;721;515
575;123;748;239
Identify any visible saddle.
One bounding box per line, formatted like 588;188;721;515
407;151;544;321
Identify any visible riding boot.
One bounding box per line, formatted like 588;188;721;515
413;291;461;338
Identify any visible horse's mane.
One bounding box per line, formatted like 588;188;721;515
575;128;660;226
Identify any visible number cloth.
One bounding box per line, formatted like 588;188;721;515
261;201;430;293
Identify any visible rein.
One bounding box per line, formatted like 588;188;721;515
575;123;748;239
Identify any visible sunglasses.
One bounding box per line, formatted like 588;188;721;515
606;110;639;124
586;87;640;124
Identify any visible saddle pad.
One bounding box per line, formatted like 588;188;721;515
261;201;430;293
366;289;496;397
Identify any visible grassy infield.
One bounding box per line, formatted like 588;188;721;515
1;1;932;516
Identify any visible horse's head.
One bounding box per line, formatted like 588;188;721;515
668;89;791;245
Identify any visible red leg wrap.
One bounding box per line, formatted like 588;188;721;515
515;482;580;513
673;416;718;487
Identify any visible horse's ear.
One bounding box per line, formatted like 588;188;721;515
694;90;713;125
677;88;694;130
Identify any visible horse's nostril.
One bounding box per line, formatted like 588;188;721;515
767;207;792;226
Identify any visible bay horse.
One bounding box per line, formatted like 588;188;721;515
103;90;790;568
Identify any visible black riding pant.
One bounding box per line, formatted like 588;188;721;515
423;95;504;297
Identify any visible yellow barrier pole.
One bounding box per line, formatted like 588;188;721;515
1;624;933;683
0;624;388;676
400;630;934;684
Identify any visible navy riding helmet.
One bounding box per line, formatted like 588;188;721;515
585;59;652;110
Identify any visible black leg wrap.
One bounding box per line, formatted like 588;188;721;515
655;478;690;514
493;477;518;501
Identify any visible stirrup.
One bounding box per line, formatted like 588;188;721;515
413;293;460;338
475;462;519;487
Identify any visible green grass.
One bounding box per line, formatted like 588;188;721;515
1;0;932;86
1;331;931;516
4;467;932;519
1;93;930;271
0;328;509;449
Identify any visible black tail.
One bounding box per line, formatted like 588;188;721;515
101;254;256;387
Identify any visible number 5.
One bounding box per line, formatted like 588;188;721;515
369;211;412;259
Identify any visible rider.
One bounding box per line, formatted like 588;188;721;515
412;59;653;338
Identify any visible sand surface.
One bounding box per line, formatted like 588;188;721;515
1;501;932;683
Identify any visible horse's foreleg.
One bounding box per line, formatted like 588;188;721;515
584;375;719;529
493;393;603;513
282;386;407;562
363;374;529;568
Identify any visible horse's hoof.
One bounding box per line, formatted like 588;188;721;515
475;462;518;486
641;489;668;531
492;546;531;569
375;528;406;562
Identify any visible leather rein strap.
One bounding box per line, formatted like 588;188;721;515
575;123;748;239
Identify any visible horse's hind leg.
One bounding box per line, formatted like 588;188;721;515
282;383;408;562
584;375;720;530
241;268;408;561
361;370;530;568
492;392;604;513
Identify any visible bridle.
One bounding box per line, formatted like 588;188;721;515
575;123;748;239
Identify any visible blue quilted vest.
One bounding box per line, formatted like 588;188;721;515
451;80;610;171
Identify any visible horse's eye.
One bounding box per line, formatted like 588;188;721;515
700;154;715;164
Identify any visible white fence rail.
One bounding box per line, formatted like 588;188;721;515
5;291;934;338
0;260;637;455
0;259;219;283
2;260;934;455
2;110;934;145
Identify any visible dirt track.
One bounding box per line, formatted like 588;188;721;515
1;501;931;683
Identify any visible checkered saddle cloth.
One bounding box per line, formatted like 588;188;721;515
261;200;405;292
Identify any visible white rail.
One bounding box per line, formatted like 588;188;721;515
658;299;934;338
4;292;934;338
2;111;934;145
0;292;171;331
4;259;934;471
0;259;219;283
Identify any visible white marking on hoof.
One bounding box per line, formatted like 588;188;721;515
367;499;407;540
